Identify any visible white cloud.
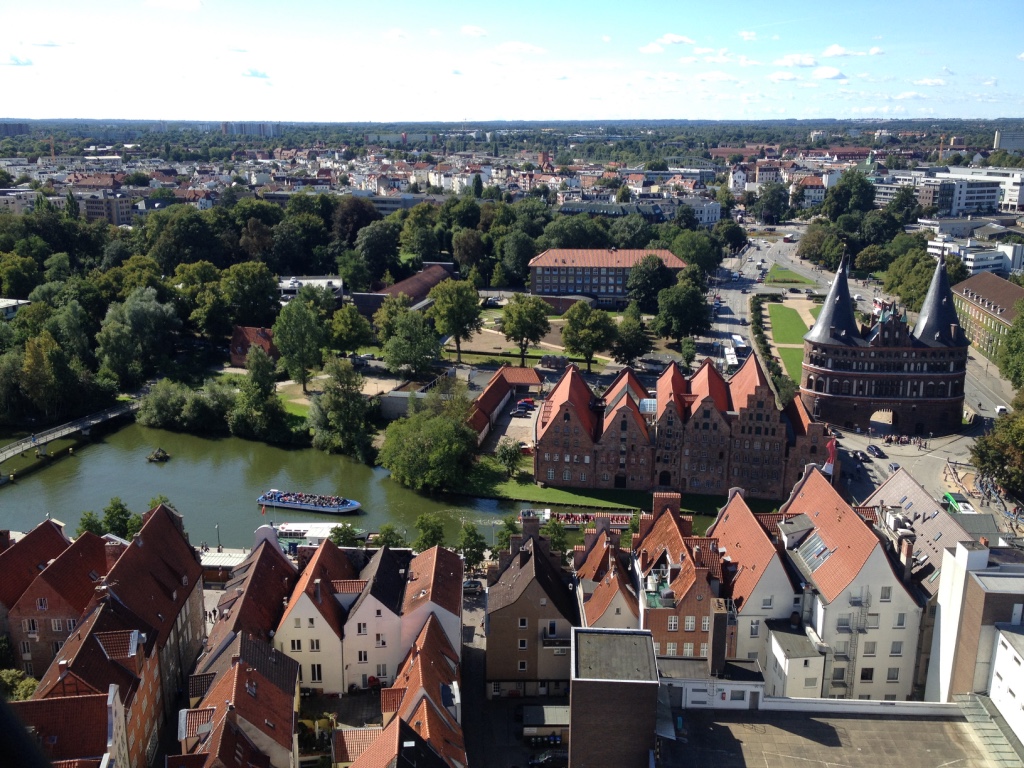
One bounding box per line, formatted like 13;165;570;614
602;35;611;43
983;77;998;87
1018;52;1024;61
737;55;762;67
913;78;946;86
892;91;924;100
739;30;757;41
656;33;695;45
704;48;732;64
942;66;956;75
639;42;663;54
822;44;867;57
1;56;33;66
774;53;816;67
460;25;487;37
694;47;715;55
242;68;268;78
769;71;799;82
772;34;780;40
677;56;697;65
451;69;462;75
383;28;408;41
695;71;738;82
869;46;884;55
813;66;846;79
497;41;546;55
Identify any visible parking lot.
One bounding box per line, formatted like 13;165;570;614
482;397;539;454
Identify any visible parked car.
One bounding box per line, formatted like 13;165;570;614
787;287;801;294
528;751;568;768
517;400;536;410
888;462;901;473
830;428;843;439
855;450;870;462
740;288;748;294
995;405;1009;415
740;317;748;325
867;444;885;458
853;294;864;301
519;397;536;406
510;408;530;418
805;288;816;295
463;579;484;595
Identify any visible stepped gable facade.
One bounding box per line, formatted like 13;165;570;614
799;254;968;435
533;355;830;500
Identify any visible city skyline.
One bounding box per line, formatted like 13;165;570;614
1;0;1023;123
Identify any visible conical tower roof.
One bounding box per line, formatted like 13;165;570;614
804;253;860;346
913;258;966;347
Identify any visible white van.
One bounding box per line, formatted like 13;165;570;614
995;405;1009;415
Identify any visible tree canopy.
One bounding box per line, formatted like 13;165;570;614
560;301;617;373
502;293;550;366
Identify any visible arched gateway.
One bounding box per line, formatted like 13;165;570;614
799;256;967;436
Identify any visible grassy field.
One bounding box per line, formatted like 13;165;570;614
459;456;780;534
767;304;811;345
766;265;813;285
810;305;822;321
779;347;806;380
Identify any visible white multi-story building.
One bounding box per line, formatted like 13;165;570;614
988;625;1024;744
769;468;922;700
678;196;720;228
927;236;1024;275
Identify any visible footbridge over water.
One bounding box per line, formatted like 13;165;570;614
0;400;141;465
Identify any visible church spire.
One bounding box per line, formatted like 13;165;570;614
804;253;860;345
912;258;965;347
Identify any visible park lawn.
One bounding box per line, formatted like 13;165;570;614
779;347;806;380
766;265;813;285
767;303;811;345
810;305;822;320
459;456;780;534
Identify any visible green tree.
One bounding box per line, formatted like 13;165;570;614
273;297;327;393
612;306;653;365
308;356;371;458
457;522;487;570
541;519;568;558
373;293;412;345
885;185;922;224
221;261;278;328
854;244;889;274
414;512;446;551
821;170;876;222
374;524;407;549
0;669;38;701
752;181;789;224
671;230;722;277
675;204;699;231
333;196;381;246
609;213;655;250
970;390;1024;498
427;279;483;363
102;497;133;538
615;185;631;203
502;293;550;366
472;173;484;198
998;300;1024;388
228;344;291;443
378;404;476;492
452;229;484;270
355;219;402;282
561;301;617;373
626;253;675;314
329;523;363;547
498;231;536;283
330;304;374;356
495;436;523;477
716;184;736;216
95;286;180;387
679;337;697;369
494;515;520;551
77;510;104;537
381;311;439;376
713;219;748;254
653;280;710;346
884;251;965;313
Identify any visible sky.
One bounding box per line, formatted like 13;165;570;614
1;0;1023;123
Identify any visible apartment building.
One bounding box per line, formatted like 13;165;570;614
573;521;639;630
528;248;685;308
952;272;1024;362
0;520;71;642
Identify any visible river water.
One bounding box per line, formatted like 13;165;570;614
0;423;556;549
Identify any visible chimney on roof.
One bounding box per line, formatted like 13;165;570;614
58;660;67;677
899;536;916;584
314;578;322;602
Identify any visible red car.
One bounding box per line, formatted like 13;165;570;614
518;398;536;407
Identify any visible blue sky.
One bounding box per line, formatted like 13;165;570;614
1;0;1022;122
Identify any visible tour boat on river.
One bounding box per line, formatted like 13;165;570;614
273;521;366;546
257;489;361;514
518;508;633;531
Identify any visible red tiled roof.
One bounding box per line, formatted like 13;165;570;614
230;326;279;365
496;364;542;386
707;492;786;611
15;531;108;618
779;469;882;603
9;694;108;762
537;366;597;442
0;520;70;609
349;718;402;768
635;506;690;577
784;396;814;435
689;358;731;413
684;537;723;581
727;354;769;412
529;248;685;270
182;707;216;739
381;687;406;715
584;566;638;626
656;362;690;419
332;579;368;594
279;539;355;642
335;727;385;762
378;264;452;303
575;531;614;583
101;505;203;649
402;546;463;618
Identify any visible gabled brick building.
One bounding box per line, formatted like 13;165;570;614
533;354;830;500
0;520;71;643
